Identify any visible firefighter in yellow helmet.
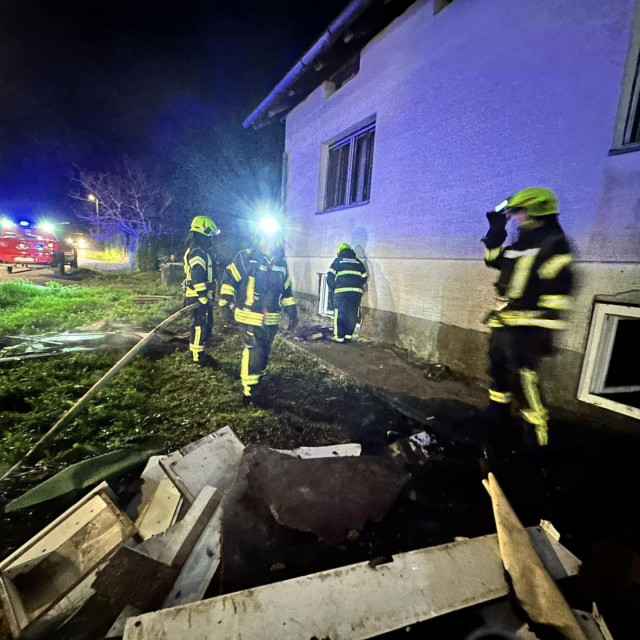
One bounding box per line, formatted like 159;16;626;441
327;243;368;343
218;217;298;403
482;187;574;447
183;216;219;365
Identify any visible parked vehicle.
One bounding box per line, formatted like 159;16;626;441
0;217;78;275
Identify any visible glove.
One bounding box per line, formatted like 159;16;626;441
483;211;508;247
486;210;507;230
285;305;298;331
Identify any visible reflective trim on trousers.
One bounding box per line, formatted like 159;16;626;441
519;368;548;425
488;389;512;404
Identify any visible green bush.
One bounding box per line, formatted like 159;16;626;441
137;237;160;272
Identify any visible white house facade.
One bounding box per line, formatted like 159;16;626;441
245;0;640;424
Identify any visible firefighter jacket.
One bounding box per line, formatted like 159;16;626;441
483;216;574;330
218;247;296;326
327;248;368;295
183;246;217;304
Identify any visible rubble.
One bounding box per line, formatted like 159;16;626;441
121;522;580;640
0;326;147;363
248;449;410;543
5;449;154;513
159;427;244;503
0;426;615;640
290;324;333;342
0;483;135;639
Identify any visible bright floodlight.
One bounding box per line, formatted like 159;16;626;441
77;239;87;248
0;217;15;227
40;221;55;233
258;216;280;236
19;220;30;227
88;194;96;202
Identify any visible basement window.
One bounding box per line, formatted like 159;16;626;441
318;273;333;317
578;303;640;419
323;123;375;211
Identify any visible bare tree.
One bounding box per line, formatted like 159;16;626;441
69;160;170;267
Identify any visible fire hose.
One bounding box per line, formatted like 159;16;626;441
0;303;198;482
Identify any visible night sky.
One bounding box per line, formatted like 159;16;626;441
0;0;348;224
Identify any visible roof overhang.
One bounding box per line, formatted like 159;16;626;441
243;0;417;129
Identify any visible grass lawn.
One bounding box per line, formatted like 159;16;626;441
0;271;178;335
0;269;385;480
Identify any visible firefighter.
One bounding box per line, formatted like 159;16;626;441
327;243;367;343
183;215;219;365
218;219;298;402
482;187;574;447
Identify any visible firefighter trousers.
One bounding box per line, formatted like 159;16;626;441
239;324;278;396
186;300;213;362
333;292;362;342
487;326;554;427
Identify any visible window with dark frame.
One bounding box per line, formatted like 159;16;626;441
324;124;375;211
624;52;640;145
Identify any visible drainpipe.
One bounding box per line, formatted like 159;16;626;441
243;0;374;129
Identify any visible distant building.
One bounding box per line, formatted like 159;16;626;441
245;0;640;425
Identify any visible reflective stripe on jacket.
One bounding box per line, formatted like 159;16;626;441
483;218;574;330
218;247;295;326
183;247;216;302
327;248;367;295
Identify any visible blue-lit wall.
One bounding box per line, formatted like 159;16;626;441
284;0;640;408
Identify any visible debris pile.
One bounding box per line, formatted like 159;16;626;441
0;427;614;639
290;324;333;342
0;325;146;363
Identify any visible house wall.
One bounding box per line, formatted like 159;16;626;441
283;0;640;422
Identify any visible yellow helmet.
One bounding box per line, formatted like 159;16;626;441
507;187;558;217
337;242;351;253
190;216;219;236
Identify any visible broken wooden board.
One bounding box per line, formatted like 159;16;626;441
134;476;182;540
162;507;222;608
0;486;135;639
276;443;361;458
92;546;178;611
136;486;220;569
469;599;614;640
106;605;142;639
483;472;588;640
123;525;580;640
160;427;244;503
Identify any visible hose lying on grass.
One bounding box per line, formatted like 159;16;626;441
0;303;197;482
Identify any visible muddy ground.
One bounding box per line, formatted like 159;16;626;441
1;330;639;639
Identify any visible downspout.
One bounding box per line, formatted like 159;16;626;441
243;0;374;129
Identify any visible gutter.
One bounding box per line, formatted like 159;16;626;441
242;0;374;129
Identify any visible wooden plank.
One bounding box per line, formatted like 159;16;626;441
135;477;182;540
0;482;115;573
276;444;361;458
106;605;142;639
160;428;244;503
123;527;580;640
92;547;178;611
15;505;129;619
162;507;222;609
136;486;220;569
0;488;134;638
